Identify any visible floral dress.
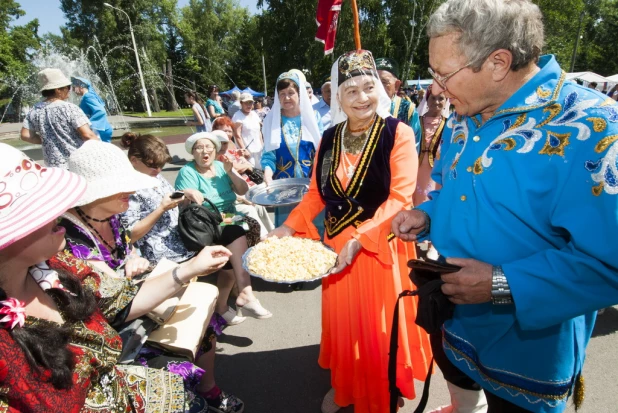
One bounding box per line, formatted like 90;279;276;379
22;100;91;169
61;213;132;271
58;215;224;407
121;175;195;265
0;251;190;412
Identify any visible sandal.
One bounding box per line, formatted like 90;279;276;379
220;307;246;326
206;390;245;413
238;299;272;319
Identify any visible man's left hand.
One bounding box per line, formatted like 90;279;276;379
441;258;493;305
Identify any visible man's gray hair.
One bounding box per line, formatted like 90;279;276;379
427;0;544;71
321;81;331;91
231;90;240;100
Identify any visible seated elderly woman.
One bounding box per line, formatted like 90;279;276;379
120;132;246;326
0;143;241;412
57;140;245;412
211;119;274;237
175;132;271;319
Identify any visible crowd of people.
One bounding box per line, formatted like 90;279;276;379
3;0;618;412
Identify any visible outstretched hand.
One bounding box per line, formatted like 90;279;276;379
330;238;362;274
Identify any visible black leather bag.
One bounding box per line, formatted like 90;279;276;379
245;168;264;185
388;258;459;413
178;200;223;251
408;263;457;335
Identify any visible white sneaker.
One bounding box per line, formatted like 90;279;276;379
321;388;341;413
220;307;246;326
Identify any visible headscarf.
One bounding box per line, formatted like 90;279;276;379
417;83;451;118
262;71;322;153
329;50;392;126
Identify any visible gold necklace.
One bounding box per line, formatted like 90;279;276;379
340;128;370;179
342;127;371;155
347;114;376;133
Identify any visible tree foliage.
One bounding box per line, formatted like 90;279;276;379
4;0;618;114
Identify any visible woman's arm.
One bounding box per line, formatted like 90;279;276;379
224;160;249;195
20;127;42;144
233;121;246;149
130;193;183;242
76;124;100;141
207;104;218;119
127;246;231;320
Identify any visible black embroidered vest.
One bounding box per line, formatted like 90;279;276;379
317;116;399;239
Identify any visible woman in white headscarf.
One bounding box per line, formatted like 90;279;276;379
261;71;324;227
268;50;432;413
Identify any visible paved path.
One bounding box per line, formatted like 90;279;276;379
25;141;618;412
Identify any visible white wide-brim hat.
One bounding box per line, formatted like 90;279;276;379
38;68;72;92
211;129;230;143
184;132;221;154
69;141;159;207
0;144;87;250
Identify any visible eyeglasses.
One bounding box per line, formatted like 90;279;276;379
139;159;164;169
428;63;472;90
194;145;215;152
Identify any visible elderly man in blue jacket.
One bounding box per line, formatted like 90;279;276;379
393;0;618;412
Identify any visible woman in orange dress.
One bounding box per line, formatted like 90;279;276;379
269;50;432;413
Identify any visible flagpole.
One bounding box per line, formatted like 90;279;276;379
351;0;362;50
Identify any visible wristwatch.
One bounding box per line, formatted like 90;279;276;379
172;266;190;287
491;266;513;305
412;208;431;238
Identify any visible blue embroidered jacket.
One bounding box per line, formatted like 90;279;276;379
391;95;421;150
418;55;618;412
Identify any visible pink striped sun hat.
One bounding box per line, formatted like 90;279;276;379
0;144;87;250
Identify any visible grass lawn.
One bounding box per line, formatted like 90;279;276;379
124;109;193;118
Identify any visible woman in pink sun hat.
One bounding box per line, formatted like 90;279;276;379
0;143;243;412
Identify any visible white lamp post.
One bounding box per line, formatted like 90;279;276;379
104;3;152;117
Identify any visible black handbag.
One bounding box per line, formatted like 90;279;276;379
245;168;264;185
178;200;223;251
388;258;459;413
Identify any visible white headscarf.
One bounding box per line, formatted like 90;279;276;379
329;50;392;126
417;83;451;118
262;71;322;153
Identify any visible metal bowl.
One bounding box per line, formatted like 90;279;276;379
241;243;338;284
245;178;310;207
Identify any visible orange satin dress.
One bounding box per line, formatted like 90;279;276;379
285;122;432;413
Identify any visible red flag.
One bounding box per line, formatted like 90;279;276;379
315;0;343;55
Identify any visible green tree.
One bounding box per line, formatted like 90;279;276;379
0;0;40;121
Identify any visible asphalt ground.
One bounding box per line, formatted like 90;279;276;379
19;135;618;413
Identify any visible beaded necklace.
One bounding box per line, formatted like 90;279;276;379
75;206;111;223
74;208;117;253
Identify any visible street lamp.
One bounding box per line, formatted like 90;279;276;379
104;3;152;117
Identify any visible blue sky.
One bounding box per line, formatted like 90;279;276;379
18;0;260;35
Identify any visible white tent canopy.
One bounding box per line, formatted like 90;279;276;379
566;72;614;83
605;74;618;82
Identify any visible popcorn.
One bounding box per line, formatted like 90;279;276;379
246;237;338;282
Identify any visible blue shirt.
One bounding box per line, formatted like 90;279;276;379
313;99;332;130
419;55;618;412
79;90;112;142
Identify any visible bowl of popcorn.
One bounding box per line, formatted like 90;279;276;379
242;237;338;283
